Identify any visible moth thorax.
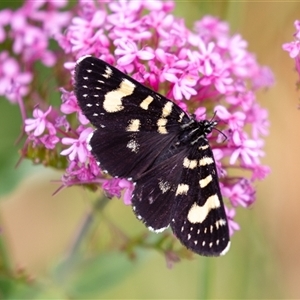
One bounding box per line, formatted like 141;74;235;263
178;120;206;145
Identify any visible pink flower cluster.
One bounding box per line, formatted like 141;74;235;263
0;1;71;103
1;0;273;239
283;20;300;82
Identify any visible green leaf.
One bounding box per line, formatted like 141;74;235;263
0;98;23;195
0;98;55;196
0;278;68;300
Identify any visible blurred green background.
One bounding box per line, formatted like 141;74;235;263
1;1;300;299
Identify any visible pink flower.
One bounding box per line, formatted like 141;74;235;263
0;52;32;102
194;15;229;41
294;20;300;39
10;9;56;66
163;72;197;100
118;179;134;205
62;160;99;186
60;88;89;125
246;104;269;139
61;127;93;163
283;40;300;58
66;11;108;57
25;106;55;136
229;130;261;165
215;105;246;130
0;9;12;42
115;39;155;66
223;180;254;208
225;207;240;236
197;40;221;76
283;20;300;86
40;134;60;149
102;178;122;199
251;164;271;181
102;178;134;205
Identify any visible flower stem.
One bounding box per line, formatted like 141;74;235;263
198;257;214;299
67;195;110;258
55;195;110;283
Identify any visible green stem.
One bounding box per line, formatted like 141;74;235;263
198;258;214;299
56;195;110;283
66;195;110;258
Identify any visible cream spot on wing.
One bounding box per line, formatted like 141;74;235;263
199;174;213;188
187;194;221;224
148;225;169;233
103;66;113;78
126;139;140;153
161;101;173;117
126;119;140;132
148;196;154;204
199;156;214;166
183;157;198;169
220;241;231;256
157;118;168;134
158;180;171;194
86;131;93;152
178;112;185;123
199;145;209;151
103;79;135;113
175;183;189;196
215;219;227;229
140;95;154;110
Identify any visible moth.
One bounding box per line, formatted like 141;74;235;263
74;55;230;256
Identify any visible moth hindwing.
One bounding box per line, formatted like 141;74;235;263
75;55;230;256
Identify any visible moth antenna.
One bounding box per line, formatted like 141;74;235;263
211;110;227;143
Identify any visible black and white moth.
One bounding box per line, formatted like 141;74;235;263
74;55;230;256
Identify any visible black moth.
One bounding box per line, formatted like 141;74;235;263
74;55;230;256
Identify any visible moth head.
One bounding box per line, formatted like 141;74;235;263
202;120;218;135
